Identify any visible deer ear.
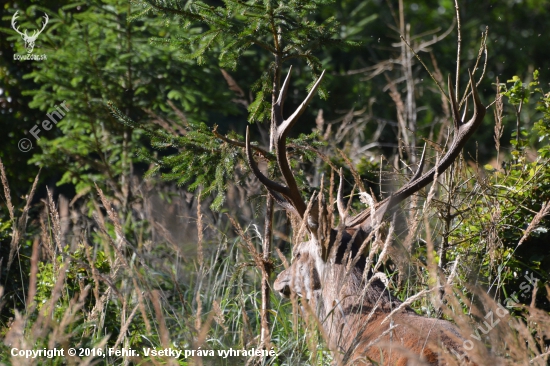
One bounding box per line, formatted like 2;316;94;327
305;204;320;232
316;228;337;262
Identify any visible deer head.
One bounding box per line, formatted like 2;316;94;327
12;11;49;54
246;67;485;363
247;65;484;300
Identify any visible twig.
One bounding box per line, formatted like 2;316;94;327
517;201;550;247
213;125;271;159
399;36;449;103
459;27;489;108
454;0;462;97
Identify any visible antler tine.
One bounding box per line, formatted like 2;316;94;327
273;70;326;217
36;13;49;35
278;70;326;138
346;70;485;229
469;69;483;119
11;11;25;37
409;143;427;183
246;69;325;222
461;97;468;124
245;126;300;216
274;66;293;123
448;74;461;131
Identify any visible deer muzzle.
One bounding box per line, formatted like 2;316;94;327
273;271;292;298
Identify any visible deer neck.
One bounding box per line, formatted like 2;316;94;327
314;259;405;352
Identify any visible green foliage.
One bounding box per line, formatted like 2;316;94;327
502;75;529;106
138;0;357;123
12;0;236;200
531;72;550;159
2;1;550;364
0;191;35;326
500;70;550;158
109;100;328;211
108;0;355;211
35;244;110;315
3;0;550;203
442;74;550;315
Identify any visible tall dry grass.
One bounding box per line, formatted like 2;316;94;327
0;112;549;366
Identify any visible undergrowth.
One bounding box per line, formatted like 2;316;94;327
0;73;549;365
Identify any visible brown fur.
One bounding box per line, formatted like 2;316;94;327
274;235;471;365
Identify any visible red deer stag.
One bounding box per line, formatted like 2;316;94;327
246;67;484;365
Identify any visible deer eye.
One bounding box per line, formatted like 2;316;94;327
295;252;301;260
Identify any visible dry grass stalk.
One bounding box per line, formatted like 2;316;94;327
384;74;409;160
85;189;137;338
95;183;125;249
212;300;227;332
0;286;4;314
84;243;101;308
299;295;343;366
494;78;504;166
195;194;204;333
26;237;40;310
192;313;216;366
371;219;394;274
380;287;438;326
41;257;70;310
47;188;63;253
196;193;204;266
7;258;72;352
91;196;129;272
337;149;367;193
151;289;170;348
487;207;503;265
39;210;55;268
113;303;140;350
0;158;15;221
133;278;152;334
3;311;30;363
6;171;40;271
294;194;316;249
402;204;422;253
49;285;91;349
517;201;550;247
423;156;441;299
226;215;263;266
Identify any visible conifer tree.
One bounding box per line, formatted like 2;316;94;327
14;0;235;211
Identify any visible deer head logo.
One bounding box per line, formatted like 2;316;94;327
11;11;49;54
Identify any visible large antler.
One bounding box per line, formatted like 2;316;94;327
11;11;26;38
346;70;485;229
33;13;49;38
11;11;48;38
246;67;325;223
